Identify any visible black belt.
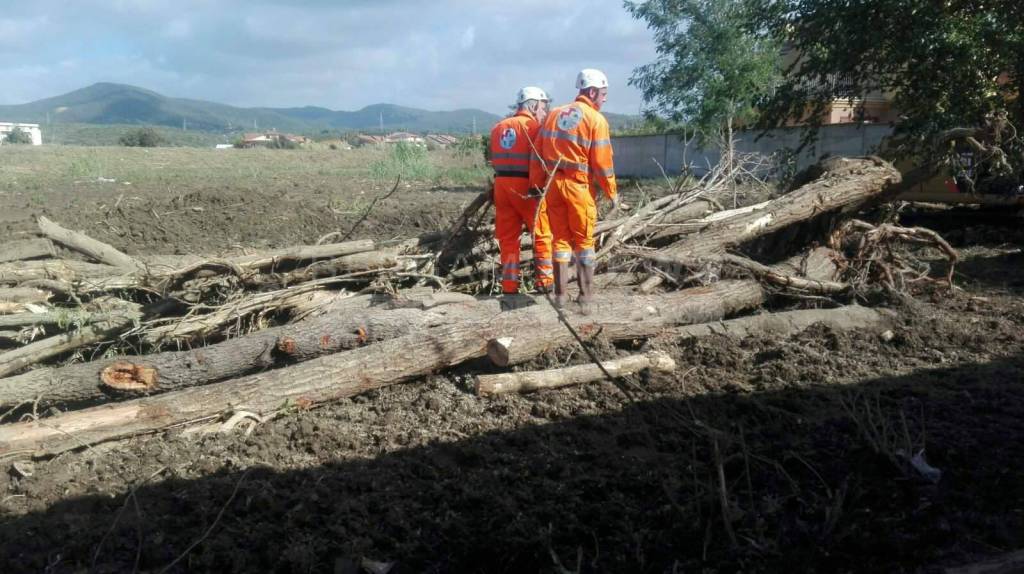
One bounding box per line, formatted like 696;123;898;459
494;171;529;179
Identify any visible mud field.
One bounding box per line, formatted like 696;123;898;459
2;149;1024;573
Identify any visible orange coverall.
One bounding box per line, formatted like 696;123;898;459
529;94;617;270
490;110;553;294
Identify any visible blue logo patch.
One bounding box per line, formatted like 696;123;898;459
499;127;517;150
556;107;583;131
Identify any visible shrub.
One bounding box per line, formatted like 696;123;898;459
119;127;165;147
369;142;434;182
3;127;32;145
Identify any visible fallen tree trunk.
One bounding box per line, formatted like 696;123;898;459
0;284;762;458
667;306;893;340
0;239;55;263
0;260;123;284
649;157;901;268
0;288;52;305
37;216;144;272
226;239;377;271
476;350;676;396
488;280;765;367
0;301;487;409
269;250;402;284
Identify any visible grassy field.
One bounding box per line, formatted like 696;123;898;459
0;143;491;193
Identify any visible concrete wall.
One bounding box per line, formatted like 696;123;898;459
0;122;43;146
612;124;893;179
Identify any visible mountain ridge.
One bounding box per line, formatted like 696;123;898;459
0;83;641;135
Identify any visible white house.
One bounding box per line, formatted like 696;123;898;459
0;122;42;145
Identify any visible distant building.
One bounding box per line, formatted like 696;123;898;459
0;122;42;145
426;134;460;148
238;131;308;148
384;132;425;145
356;134;385;146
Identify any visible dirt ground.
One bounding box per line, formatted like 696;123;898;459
1;151;1024;573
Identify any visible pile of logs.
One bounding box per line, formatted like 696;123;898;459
0;156;955;459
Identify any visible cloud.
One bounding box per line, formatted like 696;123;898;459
0;1;658;115
460;25;476;51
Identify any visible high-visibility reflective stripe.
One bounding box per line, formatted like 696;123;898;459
502;262;520;270
575;249;596;266
493;167;530;177
599;167;615;177
534;258;552;266
559;161;590;174
591;139;612;148
491;162;529;171
540;129;592;148
501;273;520;281
554;251;572;262
491;152;532;160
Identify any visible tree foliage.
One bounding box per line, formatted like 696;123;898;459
625;0;782;138
758;0;1022;172
3;127;33;145
629;0;1024;188
119;127;165;147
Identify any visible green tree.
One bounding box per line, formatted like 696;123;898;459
626;0;782;161
119;127;165;147
3;127;33;145
756;0;1023;189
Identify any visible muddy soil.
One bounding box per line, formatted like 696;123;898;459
1;196;1024;573
0;181;474;256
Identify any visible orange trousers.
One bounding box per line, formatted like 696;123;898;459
545;175;597;268
493;180;553;293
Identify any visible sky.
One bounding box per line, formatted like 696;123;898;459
0;1;659;115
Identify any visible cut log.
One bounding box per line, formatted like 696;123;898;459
226;239;377;271
637;275;664;294
487;280;765;367
649;157;901;268
0;288;52;305
0;260;123;284
37;216;145;272
667;306;893;340
0;239;55;263
476;350;676;396
0;285;764;458
270;250;401;284
0;310;128;329
0;302;488;409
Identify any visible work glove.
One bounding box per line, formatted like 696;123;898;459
526;186;544;198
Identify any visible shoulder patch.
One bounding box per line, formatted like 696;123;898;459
556;106;583;131
499;127;517;150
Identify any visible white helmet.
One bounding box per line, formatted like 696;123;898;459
517;86;550;104
576;68;608;90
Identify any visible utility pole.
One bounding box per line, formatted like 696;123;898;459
472;116;477;136
379;111;384;135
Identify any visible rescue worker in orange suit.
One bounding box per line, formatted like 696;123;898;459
489;86;554;298
529;69;617;312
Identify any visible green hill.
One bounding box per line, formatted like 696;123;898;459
0;83;642;142
0;83;503;135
